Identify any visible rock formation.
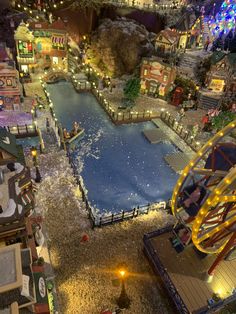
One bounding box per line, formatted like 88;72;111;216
87;18;155;77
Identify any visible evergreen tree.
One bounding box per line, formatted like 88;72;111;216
123;78;140;106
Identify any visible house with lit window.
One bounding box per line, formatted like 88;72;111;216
155;29;180;54
0;43;21;110
14;21;35;81
205;51;236;93
140;57;176;97
29;19;68;71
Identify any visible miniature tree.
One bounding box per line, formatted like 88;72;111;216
123;78;140;107
196;56;211;87
211;111;236;131
174;76;196;101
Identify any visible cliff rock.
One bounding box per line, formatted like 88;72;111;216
88;18;155;77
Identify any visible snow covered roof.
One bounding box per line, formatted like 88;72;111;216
157;29;180;44
14;21;34;42
0;129;18;160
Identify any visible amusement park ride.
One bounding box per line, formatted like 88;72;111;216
144;120;236;314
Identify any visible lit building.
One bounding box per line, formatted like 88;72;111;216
205;51;236;93
155;29;180;54
14;21;35;81
0;130;50;313
140;57;176;97
0;43;21;110
29;19;68;71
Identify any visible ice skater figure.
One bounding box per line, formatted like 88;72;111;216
46;117;50;133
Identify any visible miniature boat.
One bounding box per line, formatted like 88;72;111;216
65;128;85;144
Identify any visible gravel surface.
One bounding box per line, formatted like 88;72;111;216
35;147;176;314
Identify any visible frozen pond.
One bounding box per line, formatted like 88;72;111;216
47;82;178;214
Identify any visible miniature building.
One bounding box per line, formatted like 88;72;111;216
155;29;180;54
205;51;236;94
0;129;24;165
174;16;202;49
140;57;176;97
0;43;21;110
14;21;35;81
29;19;68;72
0;244;36;311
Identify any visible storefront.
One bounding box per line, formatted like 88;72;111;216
209;78;225;92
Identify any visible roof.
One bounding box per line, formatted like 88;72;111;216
29;19;66;32
0;245;35;309
14;21;34;42
211;51;236;67
50;19;66;31
211;51;226;65
157;29;180;44
228;53;236;67
142;57;174;70
0;128;18;159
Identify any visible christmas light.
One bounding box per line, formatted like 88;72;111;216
208;0;236;37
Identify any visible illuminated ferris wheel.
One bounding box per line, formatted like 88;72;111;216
171;120;236;276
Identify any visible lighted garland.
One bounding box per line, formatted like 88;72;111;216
208;0;236;37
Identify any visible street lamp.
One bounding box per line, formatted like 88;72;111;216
117;269;131;309
31;146;42;183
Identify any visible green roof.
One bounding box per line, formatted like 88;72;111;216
211;52;236;67
211;51;226;65
0;128;18;158
227;53;236;67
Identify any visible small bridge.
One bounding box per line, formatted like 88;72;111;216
44;71;70;83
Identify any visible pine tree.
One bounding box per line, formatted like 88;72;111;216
123;78;140;107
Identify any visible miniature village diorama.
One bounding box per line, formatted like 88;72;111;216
0;0;236;313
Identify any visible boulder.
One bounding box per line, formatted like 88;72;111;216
88;18;155;77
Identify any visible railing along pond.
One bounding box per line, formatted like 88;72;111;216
160;111;201;152
3;124;37;138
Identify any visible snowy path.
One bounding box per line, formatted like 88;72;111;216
35;146;175;313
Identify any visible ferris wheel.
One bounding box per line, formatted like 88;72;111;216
171;120;236;275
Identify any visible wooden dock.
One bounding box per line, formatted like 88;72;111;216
164;152;191;173
144;227;236;314
143;128;170;144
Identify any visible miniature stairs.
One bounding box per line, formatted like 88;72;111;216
198;93;221;110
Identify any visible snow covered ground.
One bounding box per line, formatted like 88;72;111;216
34;146;176;313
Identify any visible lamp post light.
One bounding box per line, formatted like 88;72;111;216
117;269;131;309
31;146;42;183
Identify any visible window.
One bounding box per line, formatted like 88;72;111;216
0;80;4;87
221;63;225;68
159;36;163;40
144;69;148;76
6;79;12;86
163;75;168;82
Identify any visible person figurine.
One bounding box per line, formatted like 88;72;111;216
63;128;70;139
176;108;185;123
191;123;199;139
202;113;210;131
46;117;50;133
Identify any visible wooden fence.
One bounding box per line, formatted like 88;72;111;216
3;124;37;138
92;88;157;125
160;111;200;152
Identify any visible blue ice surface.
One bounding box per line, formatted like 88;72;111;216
47;82;179;214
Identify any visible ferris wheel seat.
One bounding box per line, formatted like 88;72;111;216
204;144;236;171
179;183;207;217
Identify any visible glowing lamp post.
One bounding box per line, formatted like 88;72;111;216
31;146;42;183
117;269;131;309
